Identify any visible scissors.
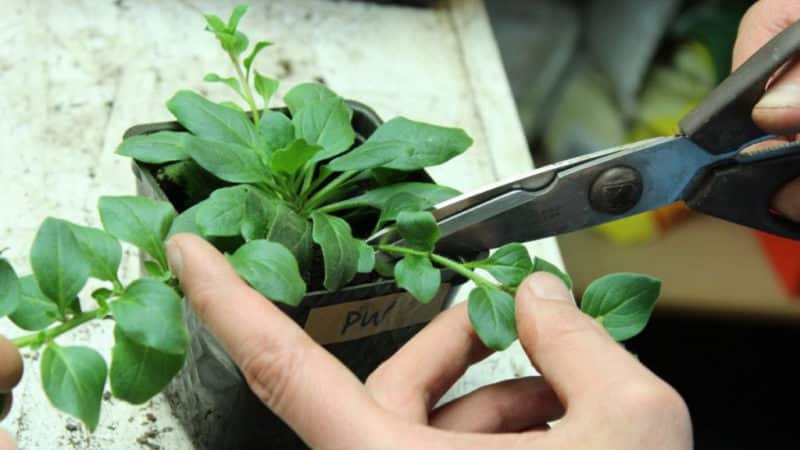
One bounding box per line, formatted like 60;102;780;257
370;20;800;258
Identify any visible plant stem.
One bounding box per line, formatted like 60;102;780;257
12;308;107;349
302;170;357;213
376;244;503;291
228;53;260;126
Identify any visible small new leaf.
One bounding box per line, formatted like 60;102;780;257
294;97;355;162
365;117;473;171
269;139;322;176
356;240;375;273
116;131;191;164
254;71;279;107
110;326;186;405
468;286;517;350
473;243;532;287
311;212;360;291
396;211;440;253
110;278;189;354
41;345;107;431
228;240;307;305
244;41;273;73
395;255;440;303
257;111;294;153
227;4;248;31
30;218;90;315
0;258;20;318
9;276;59;331
203;73;244;98
98;196;175;269
532;257;573;290
580;273;661;341
376;193;433;229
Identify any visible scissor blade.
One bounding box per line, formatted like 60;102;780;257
434;136;725;257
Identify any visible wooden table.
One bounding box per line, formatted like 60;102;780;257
0;1;562;448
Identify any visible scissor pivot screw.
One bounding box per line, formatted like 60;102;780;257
590;166;643;214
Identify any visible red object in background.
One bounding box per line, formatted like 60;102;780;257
757;231;800;296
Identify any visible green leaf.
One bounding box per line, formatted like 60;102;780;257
241;188;273;241
116;131;191;164
167;90;259;148
9;276;59;331
257;110;294;153
98;196;175;269
324;182;460;211
468;286;517;351
254;71;279;107
110;278;188;354
269;139;323;176
167;203;205;238
228;240;306;305
185;136;269;184
203;73;244;98
356;240;375;273
244;41;273;72
580;273;661;342
220;101;244;111
0;258;20;317
376;193;433;229
311;212;360;291
473;243;532;287
66;224;122;283
91;288;113;304
204;14;227;33
264;202;313;271
294;97;355;162
366;117;473;171
532;257;573;290
327;140;412;171
143;261;164;278
41;345;107;431
110;326;185;405
284;83;338;116
395;255;440;303
227;4;249;31
216;30;249;56
30;218;90;314
396;211;440;252
195;185;265;237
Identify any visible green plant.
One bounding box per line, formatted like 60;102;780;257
0;4;660;431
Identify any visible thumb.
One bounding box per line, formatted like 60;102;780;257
0;428;15;450
514;272;655;408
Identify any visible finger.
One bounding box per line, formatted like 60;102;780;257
429;376;563;433
365;302;493;422
772;177;800;221
166;234;385;449
0;428;15;450
515;273;661;408
0;337;22;393
734;0;800;134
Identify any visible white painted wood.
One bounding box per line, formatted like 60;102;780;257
0;0;562;448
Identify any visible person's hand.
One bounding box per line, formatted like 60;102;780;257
0;335;22;450
166;233;692;449
735;0;800;220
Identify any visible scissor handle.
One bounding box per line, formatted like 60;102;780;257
680;20;800;154
685;143;800;239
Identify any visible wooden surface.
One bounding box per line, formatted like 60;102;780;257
0;1;560;448
560;213;800;321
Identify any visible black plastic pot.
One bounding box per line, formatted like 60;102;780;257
125;102;466;449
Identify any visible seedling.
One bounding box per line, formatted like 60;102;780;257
0;4;660;431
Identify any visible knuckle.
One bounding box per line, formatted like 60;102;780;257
238;336;308;414
613;379;690;423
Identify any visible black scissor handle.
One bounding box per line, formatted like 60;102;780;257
686;143;800;239
680;20;800;154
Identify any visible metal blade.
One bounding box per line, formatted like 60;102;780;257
434;136;728;257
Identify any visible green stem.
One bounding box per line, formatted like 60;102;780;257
229;53;260;126
376;244;501;291
12;308;107;349
317;200;367;214
302;170;357;213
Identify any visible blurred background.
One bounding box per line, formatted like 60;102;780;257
485;0;800;448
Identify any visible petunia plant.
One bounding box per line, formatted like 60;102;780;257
0;4;661;431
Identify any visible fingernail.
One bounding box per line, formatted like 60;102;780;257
755;82;800;109
165;239;184;278
525;272;573;303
